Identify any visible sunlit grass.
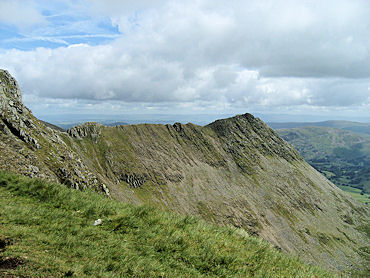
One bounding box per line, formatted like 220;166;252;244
338;185;370;205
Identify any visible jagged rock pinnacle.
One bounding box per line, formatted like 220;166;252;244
0;69;23;104
0;69;40;148
0;69;110;195
67;122;103;140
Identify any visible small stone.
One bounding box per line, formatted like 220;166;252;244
93;219;102;226
101;184;110;195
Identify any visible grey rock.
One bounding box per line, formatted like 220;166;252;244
67;122;102;141
101;184;110;196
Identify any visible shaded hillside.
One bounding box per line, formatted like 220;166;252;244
0;69;369;273
40;120;65;132
269;120;370;135
0;171;332;277
277;127;370;204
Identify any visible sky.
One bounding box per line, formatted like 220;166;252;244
0;0;369;123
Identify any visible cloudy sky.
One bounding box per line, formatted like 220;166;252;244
0;0;369;123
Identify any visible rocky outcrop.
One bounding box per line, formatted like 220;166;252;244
119;173;146;188
67;122;102;141
0;70;40;149
0;70;109;196
0;70;23;104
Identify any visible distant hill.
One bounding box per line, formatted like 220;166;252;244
269;120;370;135
48;121;129;130
277;127;370;203
105;121;129;127
40;120;65;132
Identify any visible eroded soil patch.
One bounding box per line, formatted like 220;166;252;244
0;257;25;270
0;238;12;251
0;237;26;272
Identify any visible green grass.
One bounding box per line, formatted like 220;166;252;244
0;171;331;277
338;185;370;205
277;127;370;199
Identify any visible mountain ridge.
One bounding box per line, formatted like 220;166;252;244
0;69;369;273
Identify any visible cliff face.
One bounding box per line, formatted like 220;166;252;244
0;70;109;194
0;69;368;273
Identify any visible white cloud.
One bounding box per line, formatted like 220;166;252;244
0;0;369;119
0;0;45;29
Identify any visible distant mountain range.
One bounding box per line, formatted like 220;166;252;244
268;120;370;135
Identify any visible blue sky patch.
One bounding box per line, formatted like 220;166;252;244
0;2;121;50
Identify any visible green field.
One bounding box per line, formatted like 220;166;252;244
338;185;370;205
0;171;331;277
277;126;370;205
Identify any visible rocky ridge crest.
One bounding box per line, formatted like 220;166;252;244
0;70;40;149
67;122;102;141
0;70;109;195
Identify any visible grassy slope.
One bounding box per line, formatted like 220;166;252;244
277;127;370;204
0;171;331;278
61;119;370;273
